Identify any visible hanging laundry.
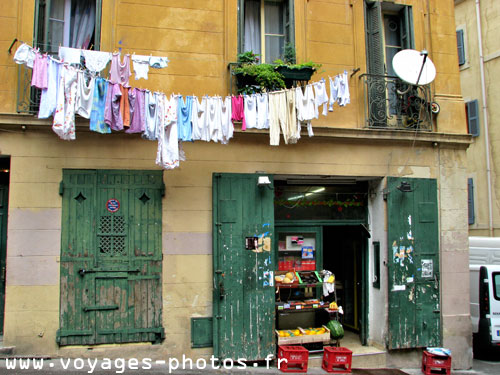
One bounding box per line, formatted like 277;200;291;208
104;82;124;131
231;95;246;130
314;79;329;117
120;85;130;128
295;85;316;137
143;90;159;140
58;46;82;64
338;71;350;106
31;52;48;89
132;55;151;80
149;56;169;69
268;91;287;146
220;96;234;144
126;88;145;134
89;77;110;134
177;96;193;142
256;93;270;130
75;70;95;119
156;94;180;170
52;65;79;140
191;96;208;141
109;52;132;87
328;76;339;112
38;57;61;119
243;94;258;129
285;89;299;144
82;50;112;73
13;43;35;68
206;96;222;143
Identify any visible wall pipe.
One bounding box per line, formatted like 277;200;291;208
475;0;494;236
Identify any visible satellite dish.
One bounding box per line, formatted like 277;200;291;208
392;49;436;86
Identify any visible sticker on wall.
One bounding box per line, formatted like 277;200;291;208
422;259;433;278
106;198;120;213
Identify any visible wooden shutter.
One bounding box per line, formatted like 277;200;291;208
365;0;384;75
467;100;480;136
468;178;475;225
399;6;415;50
212;173;275;360
285;0;295;48
457;29;466;66
387;177;441;349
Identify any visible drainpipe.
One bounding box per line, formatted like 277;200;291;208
475;0;494;236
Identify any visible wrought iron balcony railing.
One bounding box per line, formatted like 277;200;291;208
17;64;41;114
360;73;433;131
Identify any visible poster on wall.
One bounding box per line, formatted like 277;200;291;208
422;259;433;278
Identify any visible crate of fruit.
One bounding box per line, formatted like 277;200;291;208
298;326;331;344
275;271;299;287
275;329;304;345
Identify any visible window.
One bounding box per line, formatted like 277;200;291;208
468;178;475;225
494;273;500;300
466;99;480;136
34;0;101;54
239;0;294;63
457;29;466;66
365;1;414;75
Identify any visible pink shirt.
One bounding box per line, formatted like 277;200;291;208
231;95;246;131
31;52;48;89
109;53;131;87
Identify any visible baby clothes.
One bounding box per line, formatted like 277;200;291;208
191;96;208;141
38;57;61;119
206;96;222;142
132;55;150;80
31;52;48;89
75;71;95;119
156;94;180;170
231;95;246;130
126;88;145;133
58;47;82;64
243;94;258;129
338;71;350;106
177;96;193;142
143;90;158;140
296;85;316;137
109;53;132;87
256;93;270;130
104;82;124;131
52;65;79;140
82;50;112;73
328;76;340;111
89;78;110;134
314;79;329;117
149;56;169;69
220;96;233;144
13;43;36;68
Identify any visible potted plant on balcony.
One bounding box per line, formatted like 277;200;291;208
273;43;321;85
232;51;286;94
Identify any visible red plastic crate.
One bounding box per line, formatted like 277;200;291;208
422;350;451;375
278;345;309;373
322;346;353;373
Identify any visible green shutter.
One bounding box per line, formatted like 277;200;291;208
467;100;480;137
237;0;245;54
285;0;295;48
399;6;415;50
468;178;475;225
387;177;441;349
59;170;164;346
457;29;465;66
365;0;384;75
213;173;275;360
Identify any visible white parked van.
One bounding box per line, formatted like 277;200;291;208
469;236;500;357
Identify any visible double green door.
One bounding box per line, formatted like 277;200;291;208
58;170;164;345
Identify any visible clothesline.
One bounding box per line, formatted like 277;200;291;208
12;42;350;171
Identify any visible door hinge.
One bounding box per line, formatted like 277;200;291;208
83;305;119;312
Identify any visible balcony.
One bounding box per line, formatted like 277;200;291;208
360;74;433;131
17;64;41;115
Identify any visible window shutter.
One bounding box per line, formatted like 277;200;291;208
285;0;295;48
468;178;475;225
237;0;245;54
466;100;480;136
365;0;384;75
457;29;466;66
400;6;415;50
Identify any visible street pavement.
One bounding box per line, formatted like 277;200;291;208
0;358;498;375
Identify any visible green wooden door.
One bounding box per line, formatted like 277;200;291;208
213;173;275;360
58;170;164;345
0;178;9;334
387;177;441;349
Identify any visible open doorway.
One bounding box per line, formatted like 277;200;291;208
323;226;365;343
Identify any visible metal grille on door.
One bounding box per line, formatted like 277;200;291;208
98;215;126;256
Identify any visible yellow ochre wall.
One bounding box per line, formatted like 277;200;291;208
0;0;472;369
